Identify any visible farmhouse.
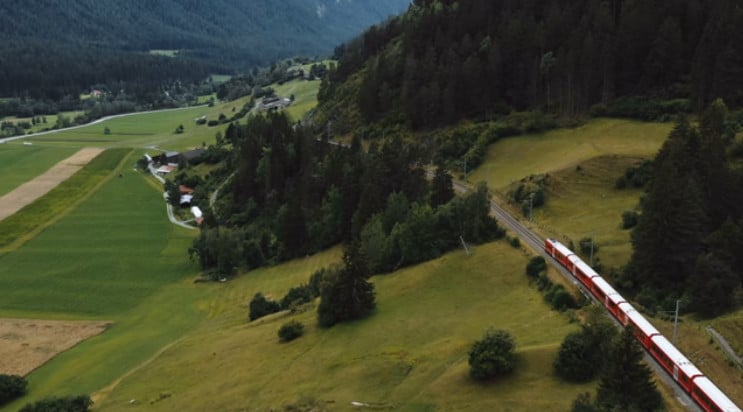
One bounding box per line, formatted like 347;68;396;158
258;96;292;111
181;148;205;163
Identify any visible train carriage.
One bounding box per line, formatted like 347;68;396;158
692;377;742;412
590;276;626;319
649;335;702;392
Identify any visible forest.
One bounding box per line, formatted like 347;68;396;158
316;0;743;133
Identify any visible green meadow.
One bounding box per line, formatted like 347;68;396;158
27;96;252;151
470;118;673;268
469;118;672;190
0;110;84;134
273;78;323;121
97;242;591;411
0;145;76;196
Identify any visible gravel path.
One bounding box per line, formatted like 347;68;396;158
707;326;743;368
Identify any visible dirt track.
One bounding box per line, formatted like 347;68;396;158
0;148;104;222
0;318;110;376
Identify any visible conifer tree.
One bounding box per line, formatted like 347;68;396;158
317;245;376;327
596;328;662;412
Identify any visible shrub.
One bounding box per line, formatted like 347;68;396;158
621;211;639;229
545;284;577;311
508;236;521;248
19;395;92;412
278;320;304;342
468;329;516;380
249;293;281;321
207;120;219;127
280;284;313;310
0;374;27;405
526;256;547;278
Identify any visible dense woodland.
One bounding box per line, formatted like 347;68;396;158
623;100;743;317
316;0;743;132
187;113;502;279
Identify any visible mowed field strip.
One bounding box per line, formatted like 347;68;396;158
0;319;110;376
0;148;104;221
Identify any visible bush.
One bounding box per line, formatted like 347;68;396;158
554;332;596;382
19;395;92;412
207;120;219;127
468;329;516;380
280;284;314;309
278;320;304;342
249;293;281;321
545;284;577;311
621;211;639;229
508;236;521;248
526;256;547;278
0;374;27;405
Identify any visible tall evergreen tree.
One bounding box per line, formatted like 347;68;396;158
596;327;662;412
430;164;455;208
317;245;376;327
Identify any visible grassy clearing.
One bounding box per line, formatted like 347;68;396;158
0;149;129;251
208;74;232;83
523;156;647;269
272;78;322;121
97;242;592;411
148;50;178;57
469;118;672;190
0;145;77;196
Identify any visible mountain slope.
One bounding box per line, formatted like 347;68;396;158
0;0;410;67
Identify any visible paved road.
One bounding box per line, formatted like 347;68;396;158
448;177;701;412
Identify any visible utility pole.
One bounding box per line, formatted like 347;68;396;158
589;231;595;266
529;194;534;222
673;299;680;344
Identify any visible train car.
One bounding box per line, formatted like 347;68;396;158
691;376;742;412
572;257;599;289
618;302;661;349
649;335;703;392
544;238;574;269
590;276;626;319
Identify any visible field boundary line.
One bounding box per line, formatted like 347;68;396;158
0;149;135;255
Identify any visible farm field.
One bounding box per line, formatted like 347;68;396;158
0;110;85;134
0;145;77;196
273;78;323;122
26;96;253;151
97;242;594;411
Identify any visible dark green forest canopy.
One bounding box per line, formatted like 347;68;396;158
0;0;410;99
188;112;502;279
317;0;743;131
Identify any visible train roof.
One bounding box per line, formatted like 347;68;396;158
621;305;661;337
693;376;742;412
650;335;703;377
573;257;599;279
547;239;575;257
592;276;626;305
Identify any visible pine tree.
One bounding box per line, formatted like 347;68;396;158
596;328;662;412
430;164;455;208
317;245;376;327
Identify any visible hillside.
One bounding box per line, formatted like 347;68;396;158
0;0;410;98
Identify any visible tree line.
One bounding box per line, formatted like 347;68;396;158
622;100;743;317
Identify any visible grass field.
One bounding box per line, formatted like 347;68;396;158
469;118;673;190
96;242;594;411
273;78;322;121
27;97;252;151
148;50;179;57
469;118;673;269
0;145;77;196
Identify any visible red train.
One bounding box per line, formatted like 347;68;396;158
544;238;741;412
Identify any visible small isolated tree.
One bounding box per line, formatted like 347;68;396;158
596;327;662;411
175;124;184;134
579;237;598;255
278;320;304;342
317;245;376;328
103;126;111;135
468;329;516;380
526;256;547;278
0;374;27;405
621;211;639;229
19;395;92;412
249;293;281;321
